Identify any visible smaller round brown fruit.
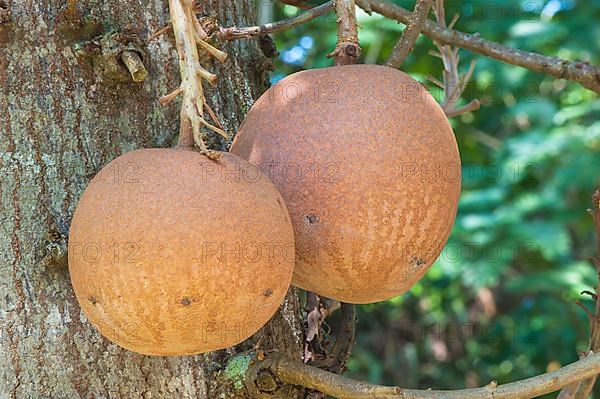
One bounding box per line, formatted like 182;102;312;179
231;64;461;304
68;148;295;355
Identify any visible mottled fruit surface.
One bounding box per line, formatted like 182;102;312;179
69;149;295;355
231;64;461;303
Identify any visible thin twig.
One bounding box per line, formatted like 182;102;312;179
191;12;209;40
428;0;479;117
329;0;362;65
202;94;224;131
576;301;595;324
568;190;600;398
385;0;433;68
197;39;228;62
355;0;600;94
121;51;148;83
159;87;184;106
220;1;334;39
248;352;600;399
445;100;480;117
149;24;172;41
557;382;580;399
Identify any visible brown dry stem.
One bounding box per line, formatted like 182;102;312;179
428;0;480;117
559;190;600;398
329;0;362;65
248;351;600;399
166;0;228;153
149;24;172;41
220;2;335;39
385;0;433;68
209;0;599;94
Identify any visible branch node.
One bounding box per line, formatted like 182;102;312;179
120;50;148;83
332;0;362;66
167;0;227;150
197;38;228;63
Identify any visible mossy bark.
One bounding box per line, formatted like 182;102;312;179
0;1;303;397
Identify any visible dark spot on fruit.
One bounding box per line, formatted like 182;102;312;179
180;297;192;306
263;289;273;297
410;256;425;267
306;213;319;225
88;296;98;305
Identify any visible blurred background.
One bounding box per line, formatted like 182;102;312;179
256;0;600;396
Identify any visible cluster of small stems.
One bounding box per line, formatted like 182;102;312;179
162;0;228;153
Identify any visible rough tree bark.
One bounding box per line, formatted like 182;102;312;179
0;1;303;398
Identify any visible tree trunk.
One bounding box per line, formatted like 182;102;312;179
0;1;303;397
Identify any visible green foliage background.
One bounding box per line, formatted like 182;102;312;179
260;0;600;396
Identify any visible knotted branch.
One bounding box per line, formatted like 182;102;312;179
329;0;362;65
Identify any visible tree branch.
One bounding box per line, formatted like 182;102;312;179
385;0;433;68
218;0;600;93
561;189;600;398
219;1;334;39
329;0;362;65
219;0;600;93
356;0;600;94
248;352;600;399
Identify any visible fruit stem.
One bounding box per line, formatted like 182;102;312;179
167;0;228;153
329;0;361;65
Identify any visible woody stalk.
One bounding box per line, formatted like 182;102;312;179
162;0;229;155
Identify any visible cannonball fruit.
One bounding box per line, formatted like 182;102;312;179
231;64;461;304
69;148;295;355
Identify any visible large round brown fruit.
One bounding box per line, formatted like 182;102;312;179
68;148;295;355
231;64;461;304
